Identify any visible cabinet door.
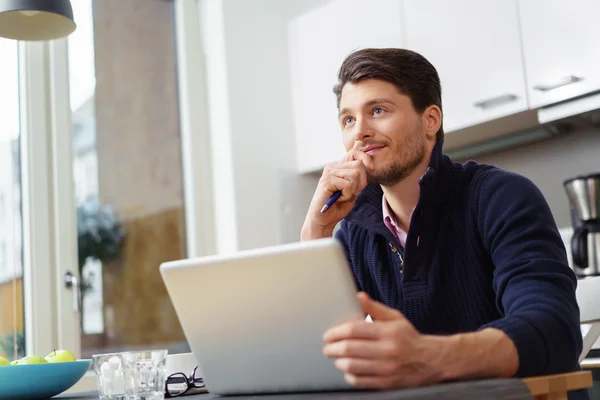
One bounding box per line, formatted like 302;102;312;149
289;0;404;174
518;0;600;109
402;0;528;133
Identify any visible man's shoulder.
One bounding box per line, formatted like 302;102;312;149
455;160;554;236
457;159;543;201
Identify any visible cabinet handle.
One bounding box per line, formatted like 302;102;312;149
473;94;518;110
533;75;583;92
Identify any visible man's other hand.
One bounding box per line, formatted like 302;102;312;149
322;292;443;389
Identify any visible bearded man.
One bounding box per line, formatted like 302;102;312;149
300;48;586;399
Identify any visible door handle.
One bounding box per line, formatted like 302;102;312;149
533;75;583;92
473;93;518;110
64;271;81;313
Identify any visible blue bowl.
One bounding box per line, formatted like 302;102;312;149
0;359;92;400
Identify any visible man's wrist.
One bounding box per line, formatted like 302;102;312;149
425;328;519;382
300;222;334;241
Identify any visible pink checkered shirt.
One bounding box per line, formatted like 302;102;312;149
382;194;413;248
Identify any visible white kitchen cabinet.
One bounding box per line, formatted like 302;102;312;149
288;0;404;174
402;0;529;133
518;0;600;109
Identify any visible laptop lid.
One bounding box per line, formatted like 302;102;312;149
159;238;364;395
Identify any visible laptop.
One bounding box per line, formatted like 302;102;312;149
159;237;365;395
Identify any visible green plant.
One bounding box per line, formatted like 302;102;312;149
0;329;25;361
76;195;125;294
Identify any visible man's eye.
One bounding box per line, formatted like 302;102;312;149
373;107;384;115
344;117;355;125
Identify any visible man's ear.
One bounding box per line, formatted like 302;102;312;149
423;105;442;141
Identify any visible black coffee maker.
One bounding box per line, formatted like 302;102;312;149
564;173;600;278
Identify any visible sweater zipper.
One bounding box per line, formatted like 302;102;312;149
388;242;404;273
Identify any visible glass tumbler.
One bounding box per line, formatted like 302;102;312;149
93;353;127;400
121;349;168;400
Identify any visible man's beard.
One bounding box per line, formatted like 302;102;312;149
366;128;425;187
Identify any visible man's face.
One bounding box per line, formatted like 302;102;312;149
338;79;427;186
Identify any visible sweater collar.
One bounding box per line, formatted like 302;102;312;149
345;139;455;235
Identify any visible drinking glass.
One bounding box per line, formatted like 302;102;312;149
93;353;127;400
121;349;168;400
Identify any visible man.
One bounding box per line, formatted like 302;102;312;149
301;48;585;395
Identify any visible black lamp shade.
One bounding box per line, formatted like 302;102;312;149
0;0;76;41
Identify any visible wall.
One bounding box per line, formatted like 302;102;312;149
471;125;600;229
203;0;329;252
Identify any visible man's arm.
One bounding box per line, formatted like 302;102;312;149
426;327;518;381
476;170;582;377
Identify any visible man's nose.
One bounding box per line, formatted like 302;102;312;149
354;118;373;142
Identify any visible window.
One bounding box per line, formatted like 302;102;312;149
69;0;190;358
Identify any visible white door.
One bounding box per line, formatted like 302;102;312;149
517;0;600;109
402;0;529;133
49;0;214;393
289;0;405;173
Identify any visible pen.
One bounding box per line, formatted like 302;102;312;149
320;190;342;213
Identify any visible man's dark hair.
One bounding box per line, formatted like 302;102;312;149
333;48;444;142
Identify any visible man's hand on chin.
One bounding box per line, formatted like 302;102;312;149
322;292;519;390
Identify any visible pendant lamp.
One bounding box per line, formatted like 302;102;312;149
0;0;76;41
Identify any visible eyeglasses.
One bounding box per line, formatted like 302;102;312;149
165;366;206;397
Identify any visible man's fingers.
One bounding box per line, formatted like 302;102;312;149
348;148;375;171
342;153;352;162
330;168;361;191
358;292;405;322
323;321;379;342
332;160;366;174
345;154;370;190
334;358;399;377
323;339;391;359
344;373;398;390
337;160;368;192
324;176;358;201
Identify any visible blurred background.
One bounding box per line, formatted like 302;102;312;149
0;0;599;395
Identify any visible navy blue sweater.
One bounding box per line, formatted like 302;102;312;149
335;140;583;381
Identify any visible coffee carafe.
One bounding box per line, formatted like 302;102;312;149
564;173;600;277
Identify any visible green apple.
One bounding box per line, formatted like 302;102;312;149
16;355;48;365
45;349;76;363
0;356;9;366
